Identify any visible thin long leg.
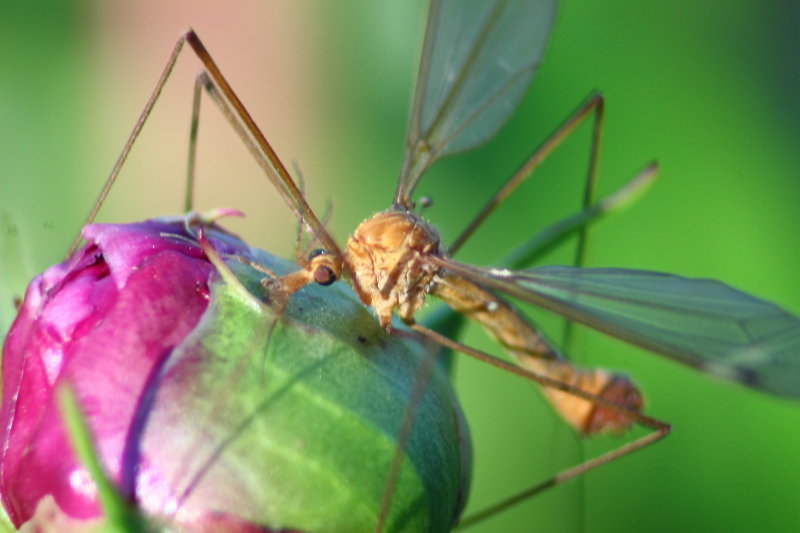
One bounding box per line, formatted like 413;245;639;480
411;324;666;430
67;30;338;259
449;92;604;255
572;94;604;270
559;96;602;530
192;72;341;269
564;94;604;356
498;163;657;271
67;36;189;257
181;32;338;254
195;73;315;225
291;161;309;265
184;75;203;213
167;228;288;520
409;323;670;529
374;332;441;533
193;72;281;197
455;430;665;530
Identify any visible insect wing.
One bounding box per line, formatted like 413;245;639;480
440;260;800;398
396;0;557;203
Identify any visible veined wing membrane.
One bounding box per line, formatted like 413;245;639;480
395;0;557;205
438;260;800;398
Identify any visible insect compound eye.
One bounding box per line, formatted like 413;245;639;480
307;248;339;286
308;248;328;260
313;265;337;286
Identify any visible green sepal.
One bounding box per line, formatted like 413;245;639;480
136;247;470;533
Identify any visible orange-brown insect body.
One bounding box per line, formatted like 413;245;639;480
432;271;642;435
338;210;642;435
343;210;441;329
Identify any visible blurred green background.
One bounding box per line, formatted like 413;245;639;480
1;1;799;532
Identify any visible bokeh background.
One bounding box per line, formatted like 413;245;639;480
1;1;799;532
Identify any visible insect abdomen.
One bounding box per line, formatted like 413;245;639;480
432;271;642;435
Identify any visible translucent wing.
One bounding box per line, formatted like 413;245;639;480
394;0;557;206
438;260;800;398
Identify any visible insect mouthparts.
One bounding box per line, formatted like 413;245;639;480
313;265;337;286
343;210;442;328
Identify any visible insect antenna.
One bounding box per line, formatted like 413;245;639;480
282;159;337;268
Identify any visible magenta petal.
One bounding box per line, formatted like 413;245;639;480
1;220;215;525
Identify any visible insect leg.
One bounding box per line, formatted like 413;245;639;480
192;71;279;198
191;70;347;296
182;31;338;254
374;331;442;533
67;34;190;257
454;429;666;530
290;162;309;265
410;323;670;528
449;92;605;255
184;74;203;213
572;92;604;269
69;30;338;260
160;228;287;522
562;93;605;361
498;163;658;270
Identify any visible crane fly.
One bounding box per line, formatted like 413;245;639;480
68;0;800;530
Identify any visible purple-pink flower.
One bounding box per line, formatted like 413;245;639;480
0;218;469;532
2;220;226;529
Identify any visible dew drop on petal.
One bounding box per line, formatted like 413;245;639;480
42;347;64;383
67;468;96;500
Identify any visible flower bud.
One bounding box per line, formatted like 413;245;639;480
1;218;470;532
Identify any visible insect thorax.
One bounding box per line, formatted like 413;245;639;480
343;210;441;329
